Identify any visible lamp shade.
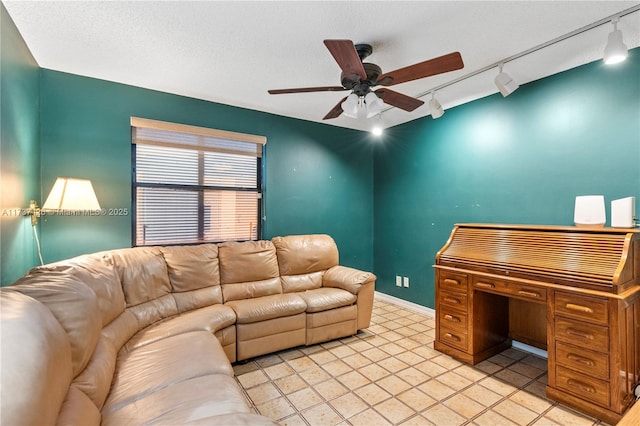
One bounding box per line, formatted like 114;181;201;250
42;177;101;211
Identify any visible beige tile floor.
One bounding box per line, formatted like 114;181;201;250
233;298;607;426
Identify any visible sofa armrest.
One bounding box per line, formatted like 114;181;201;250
323;266;376;294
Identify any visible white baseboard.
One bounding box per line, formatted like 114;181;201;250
374;291;435;318
375;291;548;359
512;341;548;359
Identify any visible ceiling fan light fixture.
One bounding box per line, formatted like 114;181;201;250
494;63;519;97
364;92;384;118
604;18;628;65
341;93;359;118
429;92;444;119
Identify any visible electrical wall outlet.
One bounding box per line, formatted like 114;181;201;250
396;275;402;287
403;277;409;287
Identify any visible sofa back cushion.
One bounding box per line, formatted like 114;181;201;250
273;234;339;292
9;272;102;378
218;240;282;302
67;252;124;326
111;247;180;335
0;290;73;426
160;244;223;311
29;251;125;327
111;247;171;307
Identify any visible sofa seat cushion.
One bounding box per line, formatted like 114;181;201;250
101;374;253;426
103;331;232;415
297;287;356;313
123;304;236;352
225;293;306;324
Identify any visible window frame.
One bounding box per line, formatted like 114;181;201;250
130;117;265;247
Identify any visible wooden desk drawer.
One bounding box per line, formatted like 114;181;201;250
439;288;468;312
555;292;608;325
438;309;468;334
556;366;609;408
439;271;468;292
472;277;547;303
439;324;468;352
555;317;609;352
556;341;609;380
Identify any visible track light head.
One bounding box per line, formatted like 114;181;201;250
429;92;444;119
604;18;628;65
494;63;519;97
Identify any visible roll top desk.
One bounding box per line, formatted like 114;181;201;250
434;224;640;424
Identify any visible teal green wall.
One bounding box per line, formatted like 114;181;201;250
39;70;374;270
0;4;40;286
374;49;640;308
3;11;639;297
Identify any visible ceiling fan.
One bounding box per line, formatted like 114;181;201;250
268;40;464;120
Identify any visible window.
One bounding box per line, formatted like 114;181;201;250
131;117;265;246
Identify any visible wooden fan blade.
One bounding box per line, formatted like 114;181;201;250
374;88;424;112
323;97;347;120
268;86;346;95
377;52;463;86
324;40;367;81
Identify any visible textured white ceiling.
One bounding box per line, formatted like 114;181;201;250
4;1;640;132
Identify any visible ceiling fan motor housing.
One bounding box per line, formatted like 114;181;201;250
341;62;382;95
354;43;373;61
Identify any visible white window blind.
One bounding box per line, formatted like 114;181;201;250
131;117;265;246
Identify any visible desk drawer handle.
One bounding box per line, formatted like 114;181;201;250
517;290;541;298
443;314;461;323
565;303;594;314
476;281;495;289
443;278;461;287
566;328;594;340
567;353;595;367
567;379;595;394
443;297;461;305
444;333;461;342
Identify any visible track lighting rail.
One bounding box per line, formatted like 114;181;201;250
381;4;640;115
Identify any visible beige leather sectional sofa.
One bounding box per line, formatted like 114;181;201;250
0;234;376;425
